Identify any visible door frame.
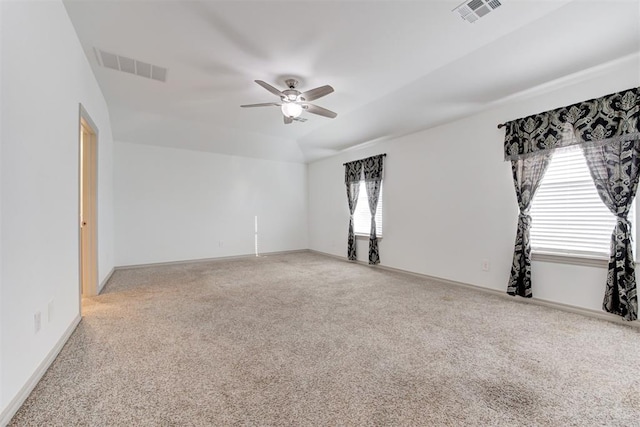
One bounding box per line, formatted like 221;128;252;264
78;104;99;306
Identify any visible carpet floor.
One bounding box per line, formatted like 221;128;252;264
9;252;640;426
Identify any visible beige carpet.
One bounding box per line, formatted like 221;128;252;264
10;252;640;426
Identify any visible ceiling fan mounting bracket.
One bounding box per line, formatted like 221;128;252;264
284;78;299;89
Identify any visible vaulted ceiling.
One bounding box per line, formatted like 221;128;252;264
63;0;640;163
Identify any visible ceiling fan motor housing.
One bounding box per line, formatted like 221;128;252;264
283;79;302;101
282;89;301;101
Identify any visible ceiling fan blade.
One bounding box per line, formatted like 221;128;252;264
301;103;337;119
284;116;293;125
240;103;281;108
255;80;284;98
300;85;334;102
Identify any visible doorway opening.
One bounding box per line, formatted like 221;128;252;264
79;107;98;309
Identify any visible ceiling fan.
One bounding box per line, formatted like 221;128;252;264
241;79;337;124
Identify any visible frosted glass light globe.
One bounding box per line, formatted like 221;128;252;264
281;102;303;118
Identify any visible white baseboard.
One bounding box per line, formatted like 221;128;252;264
98;267;115;295
114;249;310;271
308;249;639;328
0;315;82;426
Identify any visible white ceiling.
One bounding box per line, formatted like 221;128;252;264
63;0;640;163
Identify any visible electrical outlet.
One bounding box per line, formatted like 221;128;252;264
34;311;42;334
482;260;490;272
48;300;54;323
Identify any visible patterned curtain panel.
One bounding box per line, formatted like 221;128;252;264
363;155;385;265
507;154;551;297
582;138;640;321
502;87;640;319
504;87;640;161
345;160;363;261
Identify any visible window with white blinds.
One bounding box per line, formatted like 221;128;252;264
530;147;634;258
354;181;383;236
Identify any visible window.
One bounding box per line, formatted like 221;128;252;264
530;147;634;258
354;181;383;236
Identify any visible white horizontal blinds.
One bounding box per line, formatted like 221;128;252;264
354;181;383;236
530;147;633;257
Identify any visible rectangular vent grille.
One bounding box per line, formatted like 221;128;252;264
94;48;168;82
467;0;484;10
453;0;501;23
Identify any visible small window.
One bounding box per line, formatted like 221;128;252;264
530;147;634;258
354;181;383;236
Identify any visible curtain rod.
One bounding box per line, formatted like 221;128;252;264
343;153;386;166
497;123;507;129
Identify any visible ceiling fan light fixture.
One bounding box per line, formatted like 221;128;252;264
241;79;336;124
281;102;303;118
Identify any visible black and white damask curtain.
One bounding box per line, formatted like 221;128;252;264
345;160;363;261
503;87;640;320
582;140;640;321
507;154;551;297
363;155;385;265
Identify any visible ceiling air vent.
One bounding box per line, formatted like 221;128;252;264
453;0;502;23
93;48;168;82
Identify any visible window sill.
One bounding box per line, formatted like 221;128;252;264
355;233;383;240
532;252;608;268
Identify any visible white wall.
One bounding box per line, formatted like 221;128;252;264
308;55;640;314
96;117;115;291
0;0;4;411
0;0;115;417
114;142;308;266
